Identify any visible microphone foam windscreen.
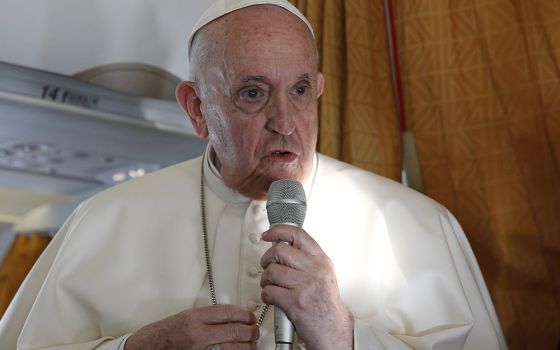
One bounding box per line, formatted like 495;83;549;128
266;179;307;227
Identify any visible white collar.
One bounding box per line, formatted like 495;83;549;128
202;144;318;207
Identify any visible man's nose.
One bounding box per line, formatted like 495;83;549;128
265;94;296;135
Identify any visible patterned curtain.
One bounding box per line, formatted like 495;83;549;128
290;0;402;180
0;233;51;317
393;1;560;349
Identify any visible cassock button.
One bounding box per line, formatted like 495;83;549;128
249;232;261;244
249;265;260;277
247;300;259;311
252;204;264;215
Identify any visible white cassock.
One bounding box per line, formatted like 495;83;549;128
0;149;508;349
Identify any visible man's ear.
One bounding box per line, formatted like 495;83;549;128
316;72;325;98
176;81;208;138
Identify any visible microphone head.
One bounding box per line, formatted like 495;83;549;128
266;179;307;227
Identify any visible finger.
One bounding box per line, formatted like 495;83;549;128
199;304;257;325
202;323;260;345
261;224;323;255
260;243;312;271
261;284;292;312
260;262;307;289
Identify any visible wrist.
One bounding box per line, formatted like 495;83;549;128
304;308;354;350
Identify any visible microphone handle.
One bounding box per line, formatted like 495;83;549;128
274;306;294;350
271;226;297;350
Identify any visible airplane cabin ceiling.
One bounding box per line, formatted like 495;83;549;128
0;0;215;79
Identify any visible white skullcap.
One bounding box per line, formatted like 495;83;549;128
187;0;314;59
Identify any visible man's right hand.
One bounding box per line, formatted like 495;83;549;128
124;304;259;350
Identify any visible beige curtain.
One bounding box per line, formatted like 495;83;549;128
290;0;402;180
393;1;560;349
0;233;51;317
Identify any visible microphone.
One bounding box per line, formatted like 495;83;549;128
266;179;307;350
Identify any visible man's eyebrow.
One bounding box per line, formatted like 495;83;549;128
240;74;317;83
241;75;267;83
297;73;316;82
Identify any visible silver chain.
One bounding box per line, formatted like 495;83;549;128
200;157;270;327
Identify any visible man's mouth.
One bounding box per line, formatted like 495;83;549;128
270;150;297;162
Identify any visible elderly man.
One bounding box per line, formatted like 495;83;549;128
0;0;507;349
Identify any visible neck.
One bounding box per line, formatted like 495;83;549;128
207;146;268;200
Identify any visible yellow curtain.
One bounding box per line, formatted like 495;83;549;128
0;233;51;317
393;1;560;349
290;0;402;180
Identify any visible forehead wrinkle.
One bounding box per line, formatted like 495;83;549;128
222;6;314;52
191;6;318;62
195;6;319;95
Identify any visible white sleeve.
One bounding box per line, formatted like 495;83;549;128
0;203;85;350
443;210;507;350
350;209;507;350
11;201;137;350
0;230;66;349
354;319;475;350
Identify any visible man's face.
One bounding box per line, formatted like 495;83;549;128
192;6;324;199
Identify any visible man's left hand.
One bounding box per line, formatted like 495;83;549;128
260;224;354;350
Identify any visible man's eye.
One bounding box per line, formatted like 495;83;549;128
233;87;269;114
289;83;314;111
241;88;264;100
292;84;310;96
